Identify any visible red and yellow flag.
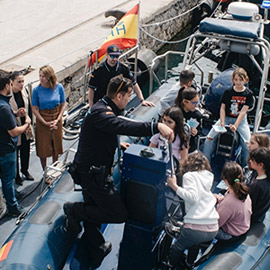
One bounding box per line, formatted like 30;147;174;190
0;240;13;262
88;3;139;67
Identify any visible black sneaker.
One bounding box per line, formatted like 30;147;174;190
90;241;112;269
165;222;181;239
7;205;24;217
63;202;82;234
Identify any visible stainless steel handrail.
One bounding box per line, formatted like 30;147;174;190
148;51;185;95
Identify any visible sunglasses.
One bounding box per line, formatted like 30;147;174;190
109;54;119;59
184;99;200;105
115;77;129;95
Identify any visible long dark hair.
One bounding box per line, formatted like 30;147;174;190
10;71;23;81
181;151;211;175
163;106;188;149
222;162;249;201
174;86;198;110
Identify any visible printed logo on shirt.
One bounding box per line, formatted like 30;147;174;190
230;96;247;117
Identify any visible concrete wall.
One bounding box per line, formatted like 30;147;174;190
65;0;198;108
140;0;195;51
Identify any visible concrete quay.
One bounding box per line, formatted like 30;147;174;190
0;0;200;96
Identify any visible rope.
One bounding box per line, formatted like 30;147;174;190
140;26;192;44
140;0;208;27
139;0;222;45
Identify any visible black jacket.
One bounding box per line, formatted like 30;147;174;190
74;96;158;172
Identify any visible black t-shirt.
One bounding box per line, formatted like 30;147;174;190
183;109;203;152
14;91;26;124
88;61;136;104
221;87;254;118
249;177;270;223
0;94;17;154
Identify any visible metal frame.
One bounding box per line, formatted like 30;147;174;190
182;28;270;133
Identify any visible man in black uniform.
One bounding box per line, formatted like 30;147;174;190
64;75;173;268
88;44;154;107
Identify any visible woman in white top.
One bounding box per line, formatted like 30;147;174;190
167;151;219;268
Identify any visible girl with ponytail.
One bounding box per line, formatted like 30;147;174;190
215;161;252;240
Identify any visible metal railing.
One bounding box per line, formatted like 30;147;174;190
148;51;185;95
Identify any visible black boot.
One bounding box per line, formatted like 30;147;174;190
90;241;112;269
15;175;23;186
22;171;34;181
63;202;82;234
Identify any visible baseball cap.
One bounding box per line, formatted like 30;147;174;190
107;45;121;56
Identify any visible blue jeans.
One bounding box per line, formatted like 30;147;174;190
0;151;18;209
169;226;217;267
203;116;250;166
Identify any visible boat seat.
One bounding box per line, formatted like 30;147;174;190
216;127;240;159
199;17;261;39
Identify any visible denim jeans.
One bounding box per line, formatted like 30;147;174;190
173;227;217;252
0;151;19;209
169;226;217;267
203;116;250;166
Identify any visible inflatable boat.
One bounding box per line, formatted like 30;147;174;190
1;1;270;269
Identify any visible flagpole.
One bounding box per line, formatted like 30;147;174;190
137;1;140;48
134;2;140;82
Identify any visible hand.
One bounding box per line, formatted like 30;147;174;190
167;175;178;191
190;127;198;137
50;119;59;130
214;193;224;203
120;142;130;151
24;115;31;133
16;108;26;117
141;100;155;107
25;115;31;125
220;121;224;127
158;123;174;143
25;125;31;134
229;124;237;132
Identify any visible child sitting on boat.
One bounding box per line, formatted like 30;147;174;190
215;162;251;241
166;151;219;268
174;86;203;153
248;147;270;224
244;133;270;186
149;106;188;164
158;69;196;117
203;67;254;167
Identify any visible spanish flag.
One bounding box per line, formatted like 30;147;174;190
0;240;13;262
88;3;139;67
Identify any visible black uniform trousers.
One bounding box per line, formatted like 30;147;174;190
17;133;30;176
73;170;128;248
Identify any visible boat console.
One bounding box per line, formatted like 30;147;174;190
118;144;174;270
